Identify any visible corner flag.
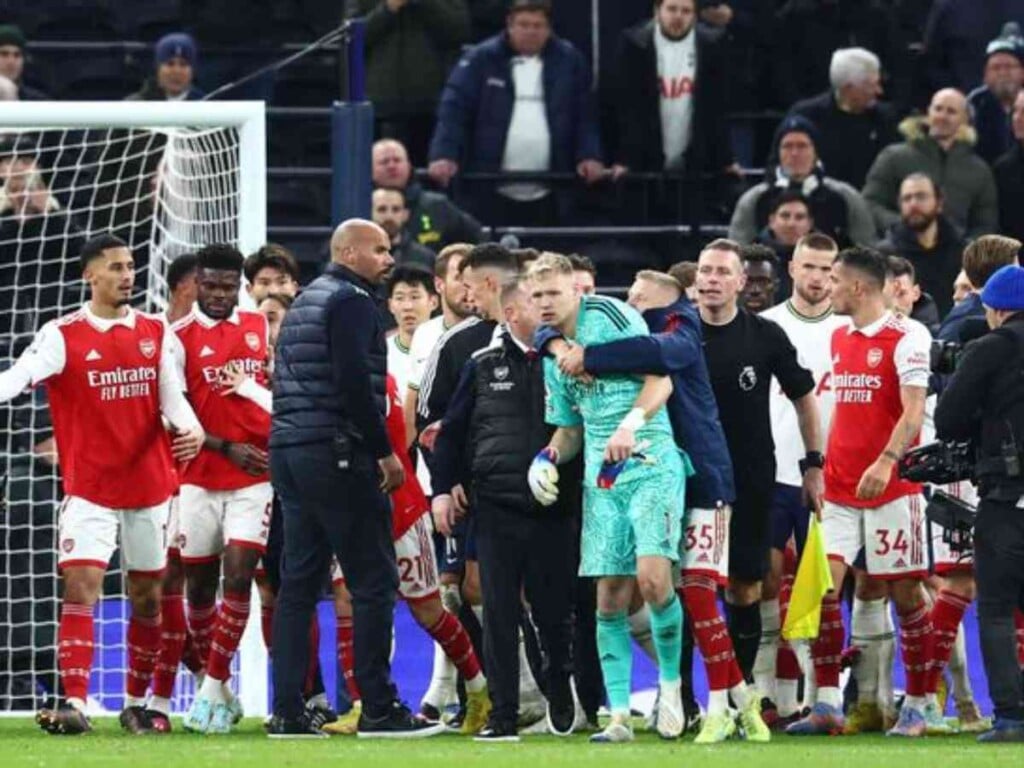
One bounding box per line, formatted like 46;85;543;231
782;513;834;640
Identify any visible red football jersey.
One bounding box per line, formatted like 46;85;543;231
386;374;428;540
34;308;176;508
825;312;930;508
173;308;271;490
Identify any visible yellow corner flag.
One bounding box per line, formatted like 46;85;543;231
782;513;834;641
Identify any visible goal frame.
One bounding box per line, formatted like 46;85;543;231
0;100;269;716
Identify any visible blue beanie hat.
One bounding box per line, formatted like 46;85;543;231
981;264;1024;312
773;115;821;155
155;33;197;68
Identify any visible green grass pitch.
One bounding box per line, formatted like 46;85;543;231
2;718;1023;768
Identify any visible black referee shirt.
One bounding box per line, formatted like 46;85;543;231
702;308;814;494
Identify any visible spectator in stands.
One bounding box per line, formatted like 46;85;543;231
567;253;597;295
729;115;875;248
995;90;1024;242
787;48;899;189
371;187;436;270
863;88;999;238
244;243;300;303
372;139;482;251
345;0;471;167
769;0;898;109
427;0;605;226
922;0;1024;94
938;234;1020;341
968;24;1024;164
610;0;736;179
740;244;781;313
668;260;698;303
886;254;940;333
754;190;814;298
127;33;205;102
0;25;47;101
876;173;966;317
953;269;974;305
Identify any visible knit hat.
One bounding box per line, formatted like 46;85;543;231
981;264;1024;311
155;33;197;68
986;22;1024;64
0;24;26;50
772;115;820;156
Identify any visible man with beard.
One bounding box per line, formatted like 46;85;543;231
876;174;965;317
372;187;437;271
740;245;781;314
756;234;846;728
968;24;1024;165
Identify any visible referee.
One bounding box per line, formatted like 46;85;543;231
695;239;823;684
268;219;442;739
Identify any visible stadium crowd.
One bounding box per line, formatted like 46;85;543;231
2;0;1024;749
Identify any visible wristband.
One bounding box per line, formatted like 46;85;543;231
220;440;232;456
619;407;646;433
539;446;560;464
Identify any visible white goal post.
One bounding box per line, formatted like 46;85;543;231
0;101;268;716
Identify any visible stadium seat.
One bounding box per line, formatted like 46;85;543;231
266;179;330;227
53;55;131;101
271;55;339;107
267;113;332;167
109;0;184;41
29;0;119;41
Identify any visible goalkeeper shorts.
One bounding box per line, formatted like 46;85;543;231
579;459;685;577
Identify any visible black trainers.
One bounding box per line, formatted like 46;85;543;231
305;698;338;729
546;677;574;736
37;706;92;735
266;711;329;739
419;702;443;722
683;696;703;735
474;719;520;743
118;706;154;735
357;701;446;739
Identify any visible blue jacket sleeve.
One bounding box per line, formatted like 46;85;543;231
326;292;392;460
431;358;477;496
570;47;603;163
584;326;701;376
428;49;483;163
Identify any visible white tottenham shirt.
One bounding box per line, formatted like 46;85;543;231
760;300;849;487
500;55;551;202
655;23;697;170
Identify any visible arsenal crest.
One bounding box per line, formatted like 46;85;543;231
61;538;75;553
139;338;157;359
245;331;260;352
867;348;883;368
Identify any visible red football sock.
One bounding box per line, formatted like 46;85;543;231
261;604;274;653
926;589;969;694
304;615;321;698
187;600;217;670
126;612;162;699
336;615;360;701
152;592;187;698
181;629;202;674
898;601;933;697
425;607;482;681
1015;609;1024;667
811;596;844;689
58;602;94;704
679;577;743;690
205;591;250;683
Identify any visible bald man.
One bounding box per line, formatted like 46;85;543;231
371;139;483;253
863;88;998;238
268;219;444;738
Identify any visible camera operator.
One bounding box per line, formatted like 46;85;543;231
935;263;1024;743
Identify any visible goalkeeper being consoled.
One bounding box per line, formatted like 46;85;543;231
524;254;692;744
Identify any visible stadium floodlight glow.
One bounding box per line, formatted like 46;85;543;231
0;101;267;716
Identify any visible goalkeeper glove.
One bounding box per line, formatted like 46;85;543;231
528;447;560;506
